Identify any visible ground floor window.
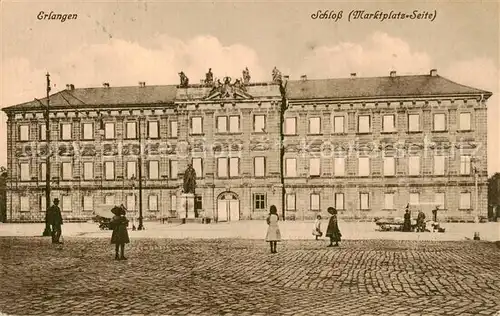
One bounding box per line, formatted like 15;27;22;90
286;194;296;211
105;194;115;206
83;196;93;211
61;196;72;212
384;193;394;210
126;195;136;211
195;195;202;217
20;196;29;212
359;193;369;210
459;192;471;210
253;193;266;211
170;195;177;212
335;193;344;210
148;195;158;211
310;193;320;211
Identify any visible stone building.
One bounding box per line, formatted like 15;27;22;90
2;69;492;222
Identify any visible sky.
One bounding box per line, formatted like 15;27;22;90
1;0;499;174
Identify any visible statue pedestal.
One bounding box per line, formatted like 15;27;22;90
179;193;196;219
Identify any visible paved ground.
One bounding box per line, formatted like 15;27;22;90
1;221;499;241
0;237;499;315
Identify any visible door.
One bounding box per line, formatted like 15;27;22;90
217;199;228;222
217;192;239;222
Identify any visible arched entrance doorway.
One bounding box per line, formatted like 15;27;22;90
217;192;239;222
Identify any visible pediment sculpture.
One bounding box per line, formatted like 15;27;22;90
205;76;253;100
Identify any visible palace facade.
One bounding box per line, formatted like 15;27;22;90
2;69;492;222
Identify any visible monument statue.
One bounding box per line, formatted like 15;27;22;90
272;66;282;83
242;67;251;84
205;68;214;85
179;71;189;87
183;163;197;194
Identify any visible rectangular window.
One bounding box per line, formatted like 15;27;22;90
408;114;420;132
82;123;94;140
286;194;296;211
192;158;203;178
334;157;345;177
229;158;239;177
310;193;320;211
254;115;266;132
170;121;178;138
383;157;395;176
126;122;137;139
83;196;93;211
61;196;71;212
285;158;297;177
149;195;159;211
20;196;29;212
191;117;203;134
360;193;369;210
359;157;370;176
104;122;115;139
309;158;320;176
409;156;420;176
148;161;159;180
126;195;136;211
410;193;420;206
170;195;177;211
104;161;115;180
19;125;29;141
433;114;446;131
333;116;345;134
61;123;72;140
384;193;395;210
285;117;296;135
104;194;115;206
254;157;265;177
169;160;178;179
459;192;471;210
217;116;227;133
40;124;47;141
83;162;93;180
40;163;46;181
148;121;159;139
61;162;72;180
309;117;321;134
217;158;228;178
383;115;395;132
229;116;239;133
253;193;266;211
127;161;137;179
358;115;371;133
460;155;471;175
335;193;344;210
459;113;471;131
40;195;47;212
20;163;30;181
434;156;445;175
435;193;445;209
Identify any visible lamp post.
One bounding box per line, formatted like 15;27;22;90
42;73;52;237
279;81;288;221
472;158;479;223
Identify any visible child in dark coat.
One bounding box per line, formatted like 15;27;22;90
110;206;130;260
326;207;342;247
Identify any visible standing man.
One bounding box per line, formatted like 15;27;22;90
48;198;63;244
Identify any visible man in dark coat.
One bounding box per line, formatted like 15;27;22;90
47;198;63;244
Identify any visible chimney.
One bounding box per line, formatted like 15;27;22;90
350;73;357;78
103;83;110;88
139;81;146;87
430;69;438;76
300;75;307;81
283;75;290;80
390;71;397;77
66;84;75;90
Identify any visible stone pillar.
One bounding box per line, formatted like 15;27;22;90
179;193;195;219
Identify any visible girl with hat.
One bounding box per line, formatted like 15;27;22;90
110;205;130;260
265;205;282;253
326;207;342;247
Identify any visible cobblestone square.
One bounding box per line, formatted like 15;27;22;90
0;237;499;315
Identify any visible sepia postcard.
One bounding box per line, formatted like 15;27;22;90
0;1;499;315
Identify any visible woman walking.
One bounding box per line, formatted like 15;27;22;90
110;205;130;260
326;207;342;247
265;205;282;253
